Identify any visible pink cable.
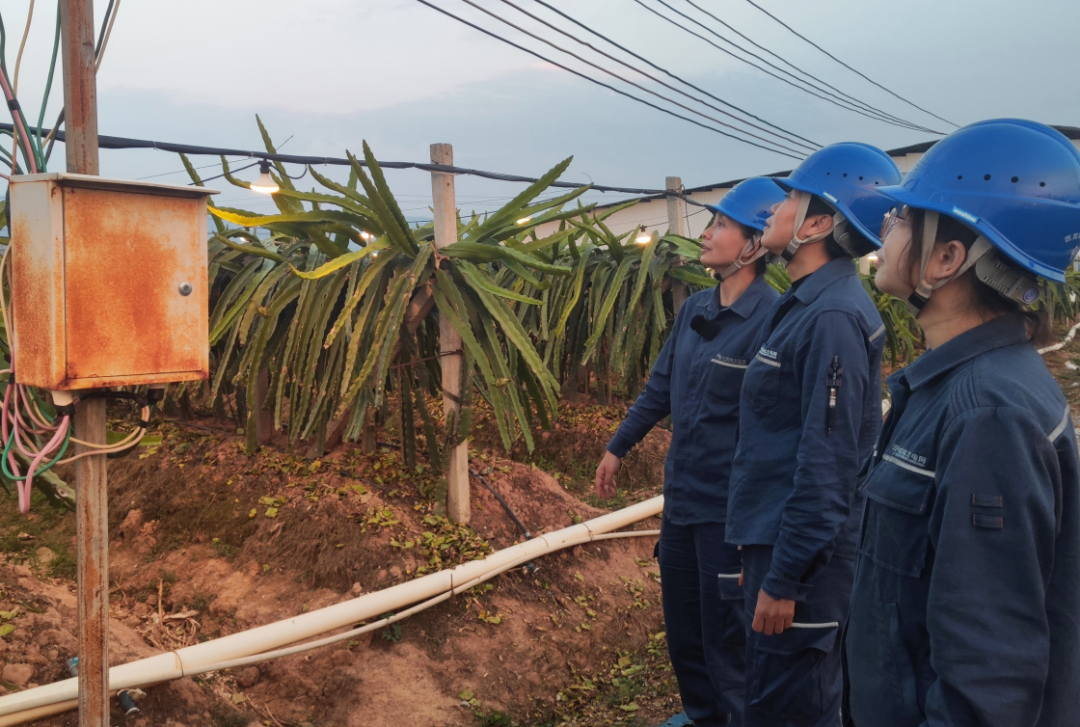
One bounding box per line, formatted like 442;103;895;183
17;417;68;514
0;67;38;174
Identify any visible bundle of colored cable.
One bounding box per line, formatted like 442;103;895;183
0;377;70;513
0;246;149;514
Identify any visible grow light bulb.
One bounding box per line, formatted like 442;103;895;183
635;232;652;245
360;231;374;242
866;252;879;263
516;217;532;225
250;161;279;195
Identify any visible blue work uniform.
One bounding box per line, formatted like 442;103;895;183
846;314;1080;727
726;256;885;726
607;274;778;727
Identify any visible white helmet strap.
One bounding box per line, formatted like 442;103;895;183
906;210;994;316
718;233;768;280
778;193;835;267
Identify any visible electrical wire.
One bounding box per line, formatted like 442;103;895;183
632;0;940;135
524;0;819;150
677;0;937;132
414;0;803;160
644;0;935;133
739;0;957;128
0;121;687;196
34;3;60;170
10;0;32;94
94;0;121;72
483;0;815;154
36;0;121;167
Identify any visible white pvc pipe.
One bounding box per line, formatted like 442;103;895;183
0;496;662;726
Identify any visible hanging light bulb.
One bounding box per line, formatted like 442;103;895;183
516;216;532;225
250;161;279;195
635;229;653;245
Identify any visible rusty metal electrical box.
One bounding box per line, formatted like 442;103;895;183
8;174;218;391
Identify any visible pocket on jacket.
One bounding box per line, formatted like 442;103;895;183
858;461;934;578
747;622;838;719
706;355;748;409
743;347;782;410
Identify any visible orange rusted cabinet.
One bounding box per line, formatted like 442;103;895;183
8;174;218;390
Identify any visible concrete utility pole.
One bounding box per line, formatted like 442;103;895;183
59;1;109;725
666;176;690;314
429;143;470;525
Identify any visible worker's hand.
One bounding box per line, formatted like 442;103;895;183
752;589;795;635
595;451;622;500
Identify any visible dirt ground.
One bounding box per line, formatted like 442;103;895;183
6;321;1080;727
0;400;677;727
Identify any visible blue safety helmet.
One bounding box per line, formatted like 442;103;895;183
705;177;786;232
878;119;1080;284
775;142;902;253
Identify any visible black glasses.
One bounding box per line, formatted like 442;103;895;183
880;206;911;240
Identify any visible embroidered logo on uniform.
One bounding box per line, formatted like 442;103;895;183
757;346;779;360
712;354;749;369
951;206;979;225
888;444;927;467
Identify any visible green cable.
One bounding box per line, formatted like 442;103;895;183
34;4;61;171
0;12;8;75
1;425;71;481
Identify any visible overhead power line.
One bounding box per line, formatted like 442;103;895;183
525;0;820;150
510;0;818;151
413;0;803;160
677;0;936;132
454;0;808;157
739;0;957;128
0;121;692;196
632;0;941;135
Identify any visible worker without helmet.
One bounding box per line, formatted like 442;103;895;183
846;118;1080;727
725;143;900;727
597;177;785;727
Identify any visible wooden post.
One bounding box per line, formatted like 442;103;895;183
430;144;470;525
60;1;109;725
254;368;273;444
666;176;690;314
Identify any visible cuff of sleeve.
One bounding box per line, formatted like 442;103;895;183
761;570;812;602
606;433;634;459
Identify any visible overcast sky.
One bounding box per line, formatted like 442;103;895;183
5;0;1080;219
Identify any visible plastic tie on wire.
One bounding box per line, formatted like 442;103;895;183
6;99;19;112
54;404;75;419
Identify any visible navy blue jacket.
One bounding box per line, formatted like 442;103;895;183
847;315;1080;727
726;257;885;601
607;275;778;525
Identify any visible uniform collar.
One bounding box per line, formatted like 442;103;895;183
788;256;858;305
892;314;1030;392
706;274;774;319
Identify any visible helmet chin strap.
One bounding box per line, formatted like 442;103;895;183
718;234;768;280
777;193;834;267
905;210;994;317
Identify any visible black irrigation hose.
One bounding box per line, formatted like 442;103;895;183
0;122;673;196
469;467;532;540
469;467;538;574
